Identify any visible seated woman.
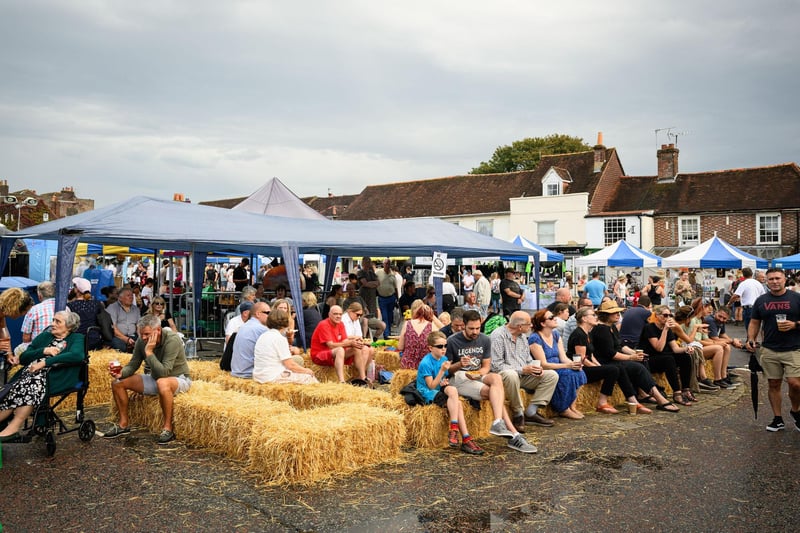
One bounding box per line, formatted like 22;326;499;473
300;291;322;349
670;306;710;400
271;298;303;356
415;331;483;455
0;287;34;368
322;284;343;320
399;303;437;370
147;296;177;331
0;311;85;440
529;309;587;420
66;277;110;351
639;305;696;407
568;308;639;414
253;309;317;384
592;300;678;412
689;298;737;389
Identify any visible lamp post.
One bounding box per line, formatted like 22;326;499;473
2;195;39;231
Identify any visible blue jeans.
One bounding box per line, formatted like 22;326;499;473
377;294;397;339
743;306;753;333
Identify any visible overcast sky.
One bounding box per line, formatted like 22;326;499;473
1;1;798;208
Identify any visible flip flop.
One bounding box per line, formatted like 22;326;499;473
636;404;652;414
638;395;658;405
656;402;680;413
595;404;620;414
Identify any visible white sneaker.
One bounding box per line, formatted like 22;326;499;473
507;434;537;454
489;420;514;438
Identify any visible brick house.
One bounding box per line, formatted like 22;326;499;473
597;145;800;260
0;180;94;231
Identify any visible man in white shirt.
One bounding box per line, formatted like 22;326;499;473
472;270;491;318
729;267;766;332
225;301;253;350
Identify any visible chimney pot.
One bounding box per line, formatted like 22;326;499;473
597;131;603;145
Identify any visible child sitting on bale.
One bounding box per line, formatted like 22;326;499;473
415;331;484;455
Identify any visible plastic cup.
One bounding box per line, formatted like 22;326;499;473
627;402;638;415
775;314;787;322
572;355;581;363
110;360;122;374
531;360;541;368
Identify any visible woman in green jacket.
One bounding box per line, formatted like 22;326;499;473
0;310;85;441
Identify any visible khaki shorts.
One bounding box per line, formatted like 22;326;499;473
759;346;800;380
451;370;485;400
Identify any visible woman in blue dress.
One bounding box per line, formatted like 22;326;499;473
529;309;587;419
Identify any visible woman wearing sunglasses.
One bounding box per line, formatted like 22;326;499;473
147;297;177;331
639;305;696;407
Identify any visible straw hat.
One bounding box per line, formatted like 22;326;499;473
598;300;625;314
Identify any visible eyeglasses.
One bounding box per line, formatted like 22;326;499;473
431;344;447;349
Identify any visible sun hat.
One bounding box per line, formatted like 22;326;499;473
598;300;625;314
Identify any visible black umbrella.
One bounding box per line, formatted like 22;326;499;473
748;350;763;419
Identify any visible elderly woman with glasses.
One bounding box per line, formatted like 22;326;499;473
639;304;696;407
147;297;177;331
529;308;587;420
0;310;83;441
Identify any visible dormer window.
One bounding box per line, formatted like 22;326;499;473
541;167;570;197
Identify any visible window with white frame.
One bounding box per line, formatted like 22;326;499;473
476;219;493;237
679;217;700;247
757;213;780;244
604;218;626;246
543;175;561;196
537;221;555;245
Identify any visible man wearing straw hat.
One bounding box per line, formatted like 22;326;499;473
104;314;192;444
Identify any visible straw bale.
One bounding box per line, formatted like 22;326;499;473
248;402;405;485
400;397;494;449
310;363;355;383
374;349;401;371
389;369;418;395
205;372;404;411
122;380;297;459
187;359;227;382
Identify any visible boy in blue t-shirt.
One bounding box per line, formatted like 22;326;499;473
416;331;484;455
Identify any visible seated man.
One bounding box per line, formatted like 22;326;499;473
311;305;373;383
104;314;192;444
106;287;141;352
18;281;56;354
343;282;386;340
462;292;486;323
444;310;529;446
398;281;417;314
230;301;270;378
491;311;559;429
225;301;253;350
440;308;465;337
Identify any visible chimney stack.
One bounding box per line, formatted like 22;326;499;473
657;143;679;181
0;179;8;197
593;131;606;173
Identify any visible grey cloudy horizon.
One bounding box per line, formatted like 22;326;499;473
1;1;798;208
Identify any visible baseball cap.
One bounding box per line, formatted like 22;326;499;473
72;277;91;294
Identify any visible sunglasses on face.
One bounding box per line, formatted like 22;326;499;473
431;344;447;349
661;313;674;317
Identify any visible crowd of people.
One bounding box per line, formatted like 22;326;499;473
2;260;799;456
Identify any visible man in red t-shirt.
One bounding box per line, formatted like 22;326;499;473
311;305;373;383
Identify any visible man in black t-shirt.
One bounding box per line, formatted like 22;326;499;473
232;259;250;292
747;269;800;432
499;268;524;317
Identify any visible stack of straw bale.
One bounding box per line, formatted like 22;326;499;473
374;349;400;371
248;402;406;485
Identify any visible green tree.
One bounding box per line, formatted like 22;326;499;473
469;134;592;174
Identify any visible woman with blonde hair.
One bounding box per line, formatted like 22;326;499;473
0;287;34;364
147;296;177;331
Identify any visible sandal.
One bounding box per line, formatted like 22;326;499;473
683;390;699;403
638;395;658;405
656;402;680;413
672;392;692;406
636;404;652;414
596;404;620;415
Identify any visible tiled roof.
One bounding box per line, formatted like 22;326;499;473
602;163;800;214
199;197;246;209
339;148;614;220
302;194;359;219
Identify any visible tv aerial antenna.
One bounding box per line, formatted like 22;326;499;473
655;127;689;148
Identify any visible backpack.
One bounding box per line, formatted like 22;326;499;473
399;381;426;407
220;332;236;371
